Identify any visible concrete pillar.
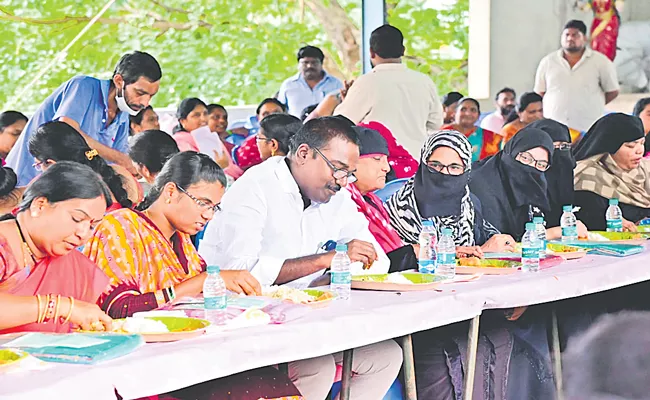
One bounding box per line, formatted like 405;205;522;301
362;0;386;74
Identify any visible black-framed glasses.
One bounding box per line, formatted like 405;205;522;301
516;151;550;171
554;142;571;151
426;160;467;176
312;147;357;184
176;184;221;213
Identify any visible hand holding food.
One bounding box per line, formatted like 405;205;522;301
346;239;378;269
70;298;113;332
481;234;517;253
456;246;484;259
576;220;589;238
221;270;262;296
623;218;638;232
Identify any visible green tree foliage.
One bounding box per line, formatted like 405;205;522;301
0;0;468;112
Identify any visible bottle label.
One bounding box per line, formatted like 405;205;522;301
331;271;351;285
205;295;227;310
418;260;435;273
562;226;577;238
438;253;455;265
522;247;539;260
606;219;623;231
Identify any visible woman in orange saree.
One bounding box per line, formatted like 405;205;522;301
0;162;113;334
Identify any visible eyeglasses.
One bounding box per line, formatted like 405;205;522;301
516;152;550;171
554;142;571;151
312;147;357;184
255;134;272;143
176;185;221;213
426;160;467;176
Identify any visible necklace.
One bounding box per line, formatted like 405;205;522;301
15;219;36;266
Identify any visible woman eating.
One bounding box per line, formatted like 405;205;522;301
528;119;577;227
83;151;261;319
256;113;301;161
385;130;515;255
470;126;586;241
574;113;649;231
28;121;137;210
129;130;180;186
0;162;113;333
500;92;544;144
441;97;501;162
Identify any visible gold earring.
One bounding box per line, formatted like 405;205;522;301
166;198;171;204
271;149;275;157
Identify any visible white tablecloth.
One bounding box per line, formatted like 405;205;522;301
0;288;483;400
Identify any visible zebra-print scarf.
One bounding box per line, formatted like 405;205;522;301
385;130;477;246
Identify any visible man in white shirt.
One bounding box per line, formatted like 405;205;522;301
334;24;443;157
480;88;516;134
534;20;619;133
199;117;402;399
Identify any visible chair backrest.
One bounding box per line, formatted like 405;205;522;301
374;178;410;202
193;221;209;249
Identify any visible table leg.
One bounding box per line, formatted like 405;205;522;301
551;308;564;400
340;349;354;400
400;334;417;400
278;362;288;376
463;315;480;400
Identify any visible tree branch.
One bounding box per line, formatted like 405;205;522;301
147;0;189;14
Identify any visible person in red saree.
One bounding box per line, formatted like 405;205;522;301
28;121;140;211
441;97;501;162
357;121;418;180
0;161;113;334
580;0;621;61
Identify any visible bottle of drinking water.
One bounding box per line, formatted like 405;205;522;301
606;198;623;232
203;265;227;325
521;223;541;272
330;244;351;300
436;228;456;279
533;216;547;258
418;220;438;274
560;205;578;243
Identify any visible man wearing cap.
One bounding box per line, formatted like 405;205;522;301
534;19;619;133
277;46;344;118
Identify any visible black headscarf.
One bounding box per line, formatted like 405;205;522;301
529;119;575;227
469;126;554;240
573;113;645;161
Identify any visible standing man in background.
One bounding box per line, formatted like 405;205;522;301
534;20;619;133
334;24;443;157
480;87;516;134
6;51;161;186
277;46;343;118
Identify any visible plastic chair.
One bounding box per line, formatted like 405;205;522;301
374;178;409;202
330;378;403;400
193;221;209;249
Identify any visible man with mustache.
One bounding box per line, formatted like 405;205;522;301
199;116;401;400
480;87;516;134
534;19;619;134
6;51;161;186
277;46;343;118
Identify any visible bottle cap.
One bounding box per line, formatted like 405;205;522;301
207;265;220;274
335;244;348;252
562;205;573;212
533;217;544;223
525;222;535;230
609;198;619;206
422;220;433;227
442;227;452;235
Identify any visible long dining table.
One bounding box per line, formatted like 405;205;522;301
1;249;649;400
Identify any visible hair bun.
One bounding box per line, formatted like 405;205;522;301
0;166;18;197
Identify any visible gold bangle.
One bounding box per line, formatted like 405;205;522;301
36;294;42;324
53;294;61;323
61;297;74;325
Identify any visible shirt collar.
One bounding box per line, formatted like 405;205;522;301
372;63;406;72
291;70;333;84
556;47;593;60
275;157;301;194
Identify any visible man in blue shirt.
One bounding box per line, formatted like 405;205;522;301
277;46;343;118
7;51;161;186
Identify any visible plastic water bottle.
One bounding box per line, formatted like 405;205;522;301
330;244;351;300
533;216;547;258
436;228;456;279
418;220;438;274
521;223;541;272
203;265;227;325
606;198;623;232
560;205;578;243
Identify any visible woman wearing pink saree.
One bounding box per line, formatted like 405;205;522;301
0;162;112;334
